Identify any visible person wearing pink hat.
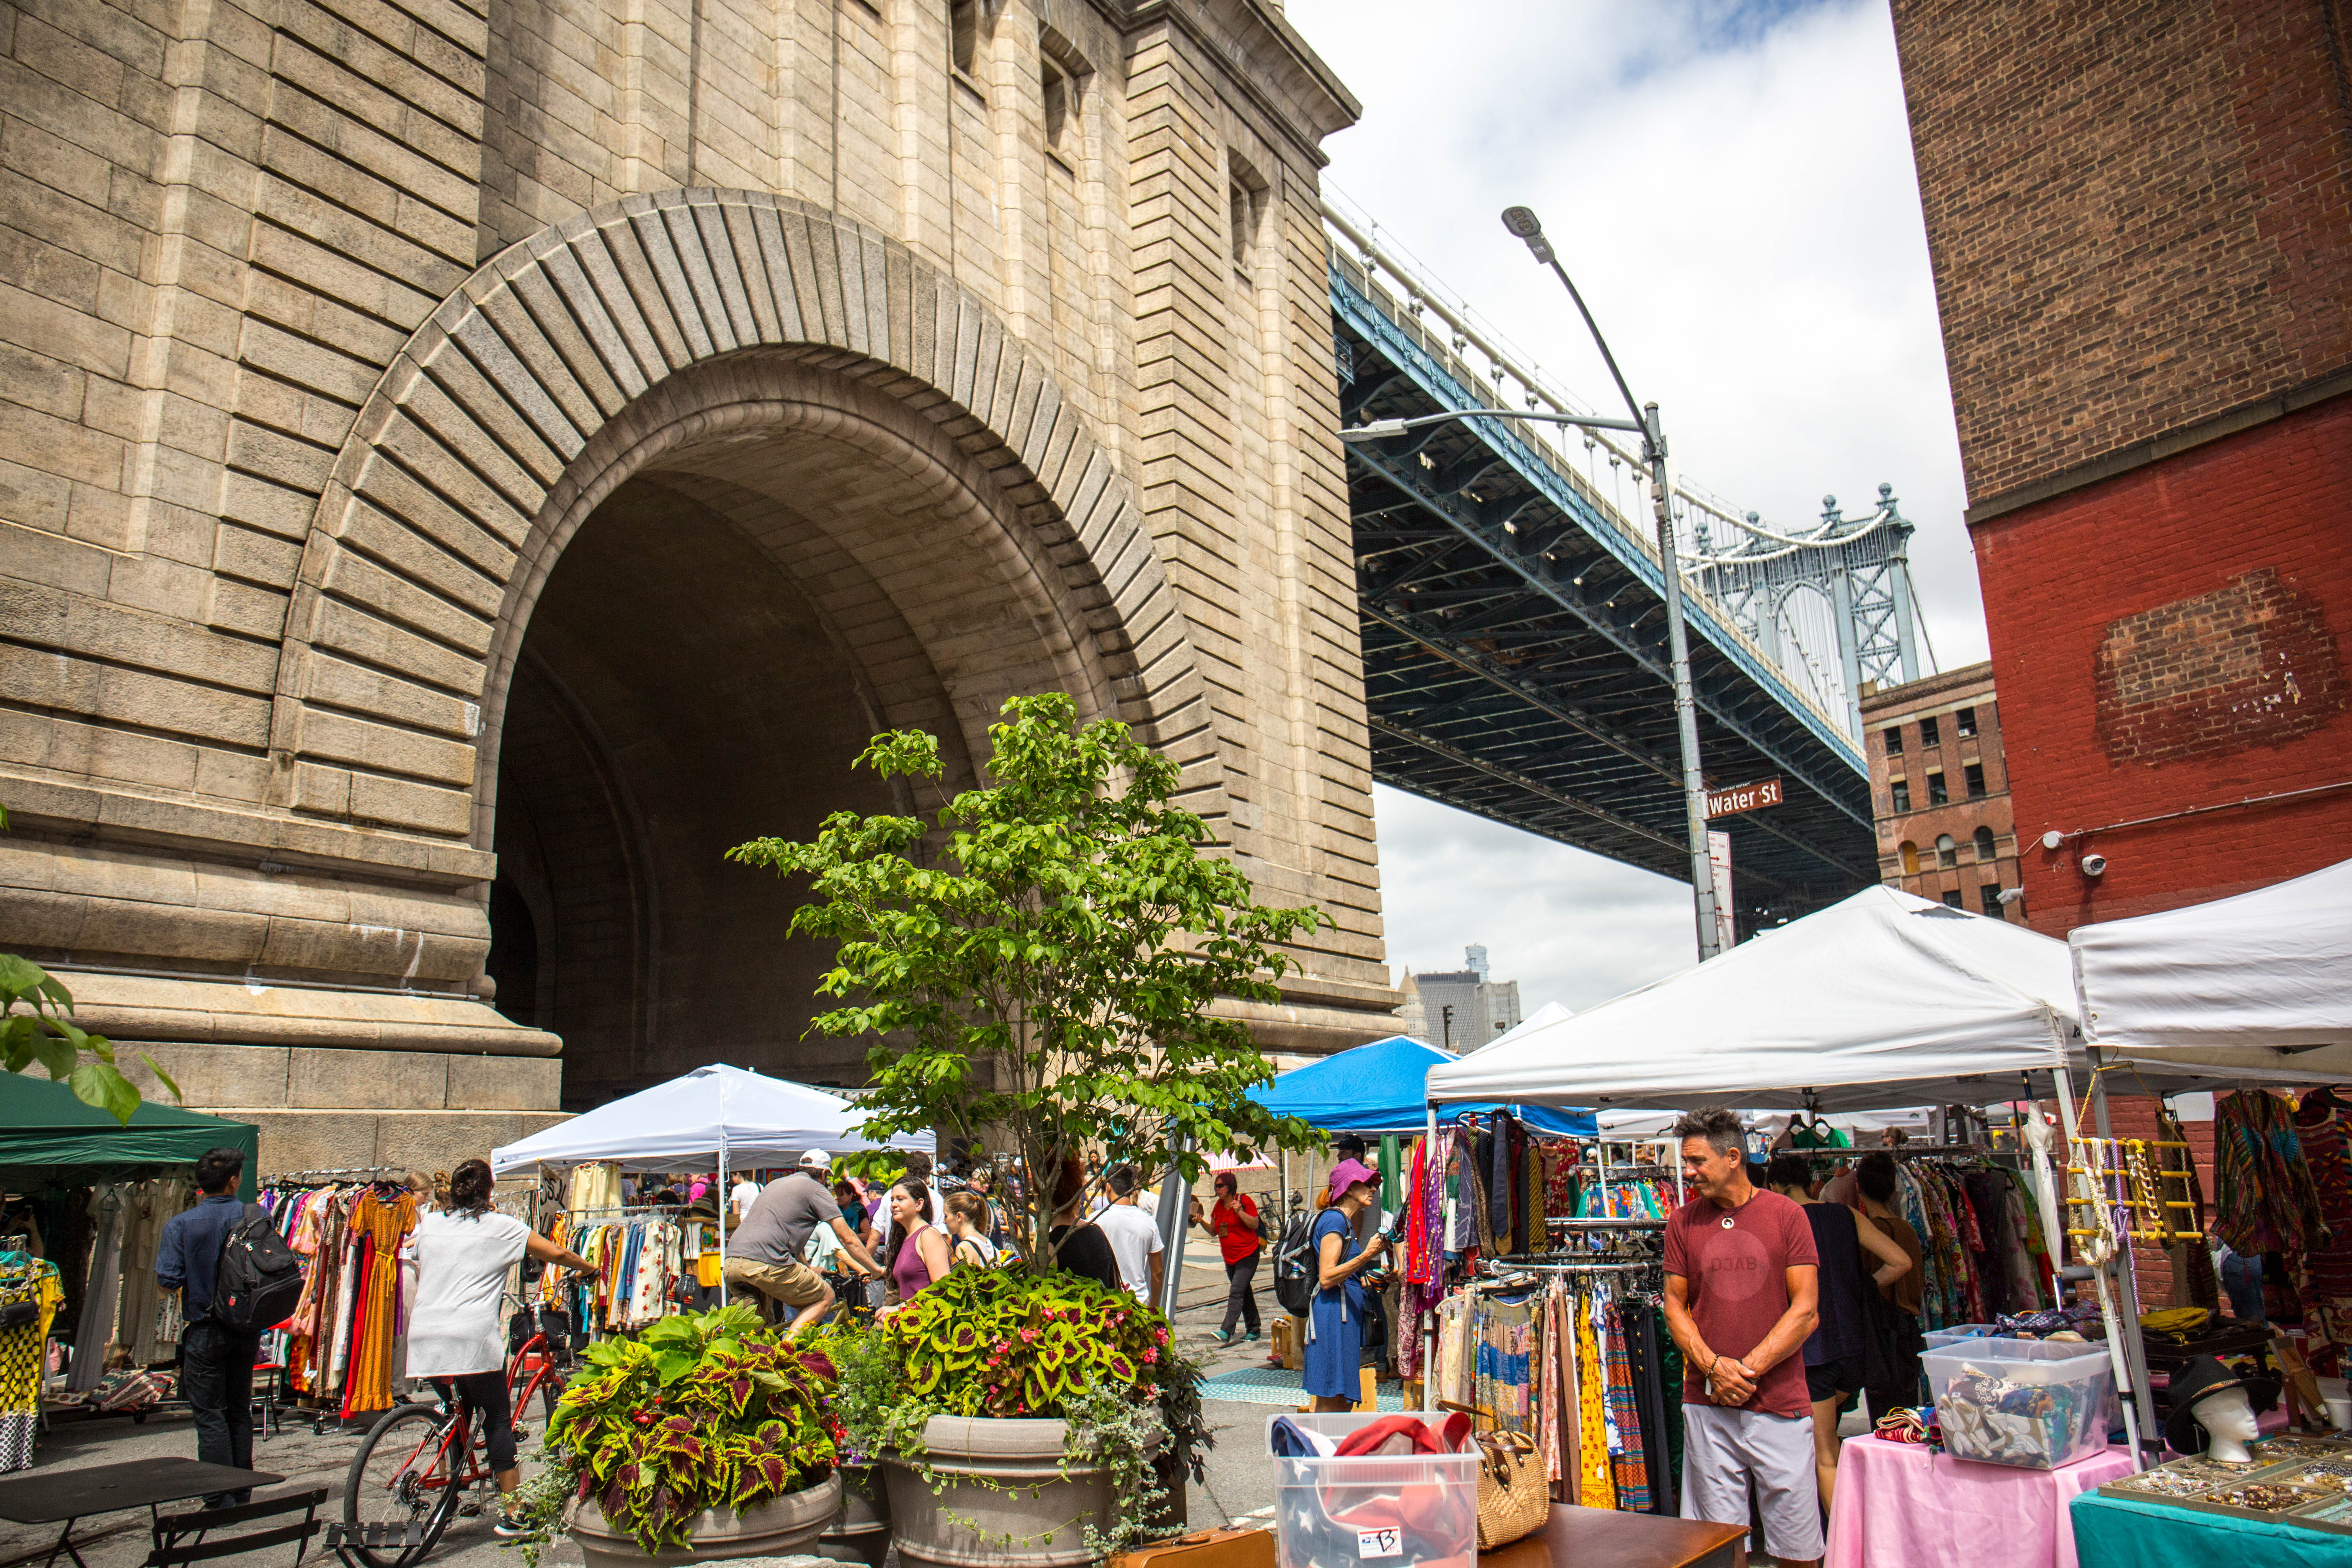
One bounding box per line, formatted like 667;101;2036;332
1303;1159;1390;1411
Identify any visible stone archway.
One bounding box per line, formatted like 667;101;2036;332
267;190;1224;1097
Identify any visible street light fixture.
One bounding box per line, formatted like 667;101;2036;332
1341;206;1725;961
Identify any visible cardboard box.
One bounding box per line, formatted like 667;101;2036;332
1272;1316;1301;1370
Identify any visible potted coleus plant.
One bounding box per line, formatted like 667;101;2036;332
828;1267;1208;1566
510;1305;842;1568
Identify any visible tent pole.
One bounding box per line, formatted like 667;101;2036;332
717;1132;729;1298
1423;1102;1438;1413
2087;1048;2162;1463
2051;1058;2145;1470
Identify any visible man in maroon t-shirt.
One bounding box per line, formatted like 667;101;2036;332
1662;1107;1823;1566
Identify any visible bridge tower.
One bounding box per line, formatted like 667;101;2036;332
0;0;1397;1165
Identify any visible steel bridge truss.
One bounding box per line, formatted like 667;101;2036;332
1330;243;1882;925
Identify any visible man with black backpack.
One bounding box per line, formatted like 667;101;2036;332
156;1147;267;1508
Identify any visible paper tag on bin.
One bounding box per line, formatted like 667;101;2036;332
1357;1527;1401;1558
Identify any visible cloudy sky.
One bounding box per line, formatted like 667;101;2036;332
1284;0;1984;1014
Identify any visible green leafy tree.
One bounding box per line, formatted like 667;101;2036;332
729;693;1324;1273
0;809;178;1123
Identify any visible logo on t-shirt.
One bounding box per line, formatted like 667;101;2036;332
1699;1227;1775;1304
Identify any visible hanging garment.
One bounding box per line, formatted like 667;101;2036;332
1601;1296;1651;1512
1620;1298;1672;1514
2214;1090;2327;1258
1573;1296;1611;1508
68;1186;127;1394
2290;1091;2352;1319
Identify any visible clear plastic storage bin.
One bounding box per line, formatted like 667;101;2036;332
1922;1323;2000;1349
1267;1412;1478;1568
1923;1336;2114;1470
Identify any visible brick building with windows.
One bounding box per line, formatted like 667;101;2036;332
1888;2;2352;941
1863;664;2020;919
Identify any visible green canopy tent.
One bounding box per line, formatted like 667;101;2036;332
0;1073;258;1198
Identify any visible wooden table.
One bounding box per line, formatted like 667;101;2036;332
0;1458;283;1568
1481;1504;1748;1568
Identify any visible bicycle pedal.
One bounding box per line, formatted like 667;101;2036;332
459;1501;483;1518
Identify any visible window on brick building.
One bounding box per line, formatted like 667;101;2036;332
1920;715;1940;746
1973;826;1997;862
1965;762;1987;799
1956;706;1977;737
1942;889;1963;910
1883;726;1903;755
949;0;978;75
1927;769;1948;805
1980;883;2005;918
1899;841;1919;875
1890;778;1910;813
1936;833;1957;869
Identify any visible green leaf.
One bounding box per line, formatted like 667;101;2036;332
138;1052;183;1102
69;1060;140;1125
30;1031;76;1081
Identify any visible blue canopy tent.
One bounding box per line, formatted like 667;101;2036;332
1251;1035;1596;1138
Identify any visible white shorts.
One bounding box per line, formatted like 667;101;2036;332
1680;1402;1824;1562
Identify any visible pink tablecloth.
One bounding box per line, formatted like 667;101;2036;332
1825;1439;2136;1568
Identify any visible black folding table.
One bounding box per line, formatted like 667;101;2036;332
0;1458;283;1568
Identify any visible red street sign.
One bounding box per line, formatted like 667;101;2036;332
1706;777;1784;818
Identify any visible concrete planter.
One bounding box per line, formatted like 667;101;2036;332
880;1415;1146;1568
811;1463;890;1566
568;1473;841;1568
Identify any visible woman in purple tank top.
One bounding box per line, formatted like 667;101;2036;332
885;1178;951;1305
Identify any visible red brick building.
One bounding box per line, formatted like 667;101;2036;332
1888;1;2352;939
1862;664;2022;918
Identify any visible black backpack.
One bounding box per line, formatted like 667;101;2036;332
211;1204;305;1332
1272;1211;1320;1315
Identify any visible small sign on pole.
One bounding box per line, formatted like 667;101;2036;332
1705;776;1784;818
1707;831;1736;955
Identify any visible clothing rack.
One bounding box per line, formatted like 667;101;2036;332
267;1167;407;1184
1547;1217;1668;1231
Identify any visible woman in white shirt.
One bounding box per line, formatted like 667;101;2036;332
405;1159;595;1536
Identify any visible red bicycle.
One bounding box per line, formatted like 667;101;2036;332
337;1297;569;1568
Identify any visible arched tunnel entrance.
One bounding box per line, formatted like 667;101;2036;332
475;354;1123;1109
482;476;891;1105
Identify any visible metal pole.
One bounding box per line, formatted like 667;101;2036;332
2087;1049;2163;1458
1644;407;1723;960
1500;205;1721;964
1154;1124;1194;1322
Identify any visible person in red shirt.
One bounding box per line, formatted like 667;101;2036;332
1189;1172;1264;1345
1662;1108;1823;1568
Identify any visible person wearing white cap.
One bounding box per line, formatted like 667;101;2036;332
727;1152;881;1332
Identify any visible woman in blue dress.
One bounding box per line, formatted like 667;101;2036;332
1304;1159;1390;1410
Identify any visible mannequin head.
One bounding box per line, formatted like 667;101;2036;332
2195;1385;2261;1464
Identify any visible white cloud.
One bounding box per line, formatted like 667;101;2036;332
1293;0;1975;1012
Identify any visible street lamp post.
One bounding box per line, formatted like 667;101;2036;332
1340;207;1724;960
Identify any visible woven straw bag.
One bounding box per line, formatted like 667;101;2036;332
1472;1428;1548;1549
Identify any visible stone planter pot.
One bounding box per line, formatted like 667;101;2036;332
812;1463;890;1566
881;1415;1150;1568
568;1473;842;1568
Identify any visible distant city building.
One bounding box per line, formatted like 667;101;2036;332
1396;948;1523;1050
1862;662;2020;920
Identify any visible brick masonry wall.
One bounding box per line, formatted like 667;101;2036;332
1972;391;2352;937
1889;0;2352;506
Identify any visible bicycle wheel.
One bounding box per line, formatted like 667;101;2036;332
342;1402;463;1568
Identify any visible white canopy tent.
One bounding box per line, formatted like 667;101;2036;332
2073;854;2352;1076
1420;884;2249;1462
490;1062;934;1177
1428;886;2105;1114
491;1062;935;1275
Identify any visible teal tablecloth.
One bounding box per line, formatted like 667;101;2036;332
2070;1491;2352;1566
